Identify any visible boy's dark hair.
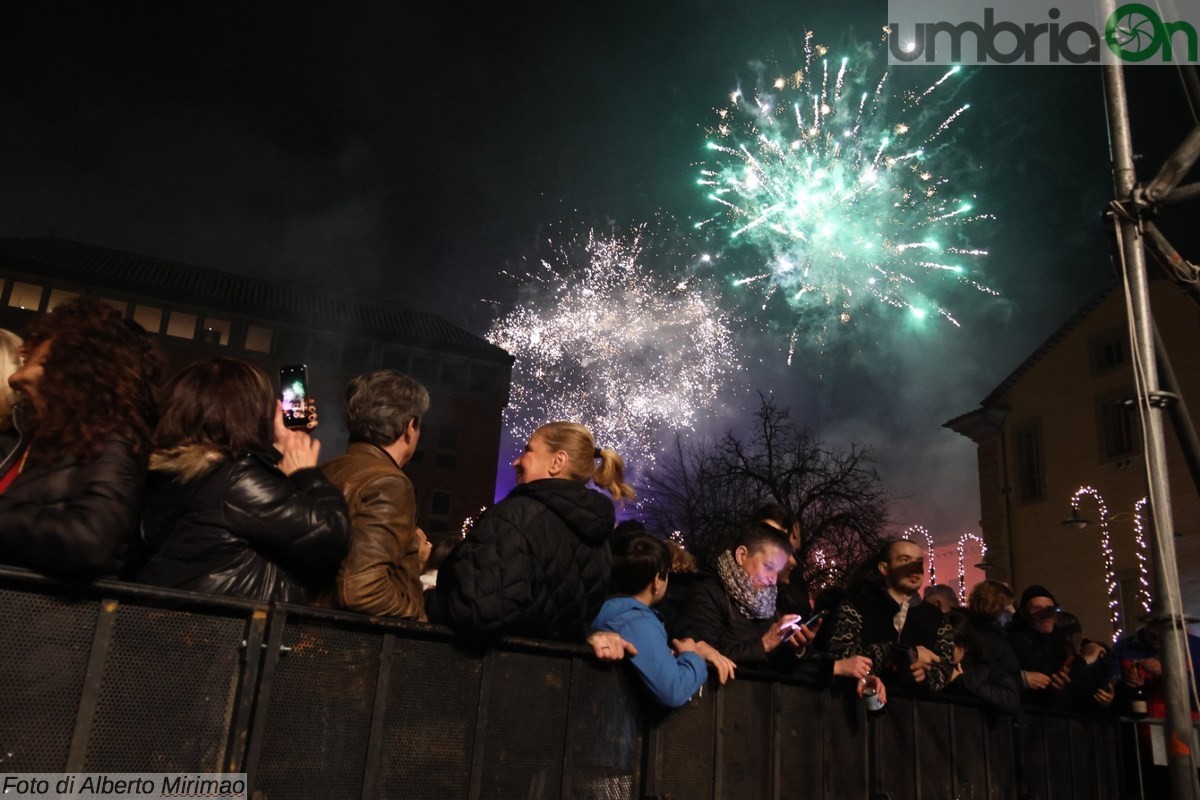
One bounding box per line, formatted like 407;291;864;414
734;522;794;557
749;502;795;531
611;533;672;596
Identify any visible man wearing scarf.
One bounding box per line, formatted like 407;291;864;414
828;538;955;692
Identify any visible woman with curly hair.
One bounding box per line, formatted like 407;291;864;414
428;421;634;640
0;328;24;460
133;358;350;602
0;298;163;576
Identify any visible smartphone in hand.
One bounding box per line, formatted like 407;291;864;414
280;364;310;430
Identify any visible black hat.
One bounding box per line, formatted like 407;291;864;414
1020;584;1057;608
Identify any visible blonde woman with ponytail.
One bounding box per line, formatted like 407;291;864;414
427;421;635;641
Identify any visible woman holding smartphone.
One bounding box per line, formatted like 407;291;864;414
133;358;350;602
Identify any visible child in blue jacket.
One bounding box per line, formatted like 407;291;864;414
592;533;735;707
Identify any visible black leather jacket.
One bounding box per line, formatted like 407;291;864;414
0;419;146;578
134;446;351;603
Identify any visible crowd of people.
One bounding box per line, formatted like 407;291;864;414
0;298;1193;721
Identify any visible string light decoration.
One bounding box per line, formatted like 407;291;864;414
669;530;687;548
812;548;841;590
1071;486;1122;642
902;524;936;584
460;505;489;538
956;533;986;603
1132;497;1153;616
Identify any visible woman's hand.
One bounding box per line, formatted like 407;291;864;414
273;402;321;476
762;615;803;654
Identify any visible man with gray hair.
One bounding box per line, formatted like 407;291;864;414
323;370;431;619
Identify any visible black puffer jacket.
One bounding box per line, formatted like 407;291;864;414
134;445;351;603
428;478;613;640
0;432;146;578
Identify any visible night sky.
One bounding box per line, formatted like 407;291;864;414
2;2;1195;542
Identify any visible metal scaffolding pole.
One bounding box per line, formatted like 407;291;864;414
1100;38;1200;800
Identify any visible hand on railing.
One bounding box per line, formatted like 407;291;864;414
587;630;638;662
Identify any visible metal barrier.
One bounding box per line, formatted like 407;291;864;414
0;567;1132;799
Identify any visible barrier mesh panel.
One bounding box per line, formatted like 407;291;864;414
0;588;96;771
563;662;640;800
83;603;244;772
823;688;867;798
1093;722;1122;800
914;700;954;799
874;695;917;800
985;710;1016;799
477;650;571;800
950;704;987;800
1043;715;1074;799
1068;717;1099;799
718;680;772;800
1016;714;1049;800
777;683;823;800
377;637;481;800
655;681;716;798
254;621;380;800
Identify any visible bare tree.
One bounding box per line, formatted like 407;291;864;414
642;395;889;590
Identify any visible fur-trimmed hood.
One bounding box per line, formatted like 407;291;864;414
149;444;225;482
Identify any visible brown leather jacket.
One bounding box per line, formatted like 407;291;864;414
322;442;426;620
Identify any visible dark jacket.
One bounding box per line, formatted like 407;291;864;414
674;572;834;682
1008;618;1075;710
949;614;1021;714
427;478;613;640
322;443;425;620
134;445;351;603
829;588;955;691
0;430;146;578
676;573;774;666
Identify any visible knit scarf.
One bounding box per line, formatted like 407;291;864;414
715;549;777;620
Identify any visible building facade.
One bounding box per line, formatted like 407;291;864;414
946;279;1200;641
0;237;513;539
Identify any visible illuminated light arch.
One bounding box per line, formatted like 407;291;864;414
902;524;936;584
956;533;986;603
1131;497;1153;616
1071;486;1121;642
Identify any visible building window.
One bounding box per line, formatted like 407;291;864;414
1013;423;1044;503
200;317;231;346
1090;330;1126;375
244;325;273;353
132;305;163;334
7;282;44;311
1098;394;1139;461
431;490;452;517
99;297;128;314
470;364;496;393
166;311;198;339
47;289;80;310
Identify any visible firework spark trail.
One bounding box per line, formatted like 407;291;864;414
486;229;740;474
695;32;997;335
